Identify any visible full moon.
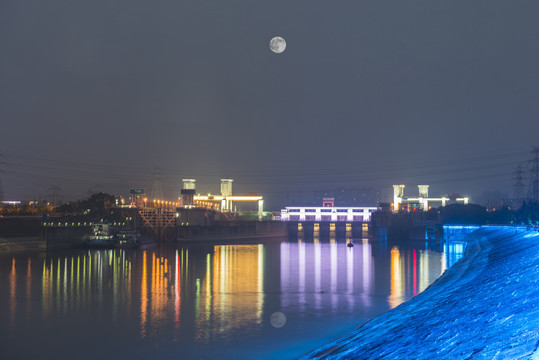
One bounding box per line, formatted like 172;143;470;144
270;312;287;328
269;36;286;54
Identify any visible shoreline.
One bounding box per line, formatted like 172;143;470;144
175;232;285;244
0;235;41;252
0;232;286;253
301;226;539;359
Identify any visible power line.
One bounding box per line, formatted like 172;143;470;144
49;185;63;205
1;147;532;200
4;150;523;184
512;164;526;208
3;148;529;179
529;146;539;203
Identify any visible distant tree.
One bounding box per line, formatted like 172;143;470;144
78;192;115;219
487;205;514;225
515;201;539;225
52;192;116;219
438;203;488;225
56;202;79;215
0;203;49;216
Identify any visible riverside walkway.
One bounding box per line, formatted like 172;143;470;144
302;226;539;359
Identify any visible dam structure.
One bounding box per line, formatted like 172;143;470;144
280;197;378;238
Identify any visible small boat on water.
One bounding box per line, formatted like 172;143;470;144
115;230;141;249
86;221;115;248
115;231;156;249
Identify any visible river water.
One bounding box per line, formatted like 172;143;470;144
0;234;464;359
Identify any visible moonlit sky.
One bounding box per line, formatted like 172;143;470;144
1;1;538;208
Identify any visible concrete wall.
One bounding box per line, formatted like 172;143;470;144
40;226;91;250
0;216;42;237
176;221;286;240
0;235;40;252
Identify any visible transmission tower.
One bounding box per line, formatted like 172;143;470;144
528;147;539;203
49;185;62;205
512;164;526;208
150;169;164;200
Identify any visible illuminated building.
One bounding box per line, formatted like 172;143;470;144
180;178;264;220
393;184;469;212
322;197;334;207
181;179;196;206
280;206;378;222
220;179;233;197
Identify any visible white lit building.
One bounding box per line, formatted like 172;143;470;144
280;206;378;222
393;184;469;212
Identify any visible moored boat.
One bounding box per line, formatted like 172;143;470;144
115;231;141;249
86;221;115;248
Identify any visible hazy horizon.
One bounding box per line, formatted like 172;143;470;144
2;1;538;208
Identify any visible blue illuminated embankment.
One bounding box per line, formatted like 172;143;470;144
302;226;539;359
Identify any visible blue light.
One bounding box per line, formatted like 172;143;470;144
442;225;481;230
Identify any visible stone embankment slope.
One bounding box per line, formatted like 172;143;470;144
302;227;539;359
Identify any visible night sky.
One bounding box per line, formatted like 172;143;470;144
1;1;538;207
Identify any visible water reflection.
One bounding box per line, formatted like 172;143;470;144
389;246;404;308
210;245;264;338
10;258;16;329
0;236;465;359
281;237;465;312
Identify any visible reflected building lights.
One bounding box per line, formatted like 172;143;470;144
26;258;31;319
257;244;264;321
419;250;429;293
346;245;354;295
330;237;337;312
314;237;321;310
35;252;132;321
330;238;337;292
389;246;404;309
10;258;16;328
413;250;417;296
299;238;306;311
362;239;373;308
63;258;67;313
441;246;447;274
175;250;181;332
346;244;354;310
203;253;211;341
56;258;60;311
70;257;74;310
210;245;264;337
280;242;290;309
3;235;466;351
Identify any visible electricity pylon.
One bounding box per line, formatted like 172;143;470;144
512;164;526;208
528;147;539;203
150;169;164;201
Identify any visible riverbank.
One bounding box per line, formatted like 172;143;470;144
302;226;539;359
0;235;41;252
